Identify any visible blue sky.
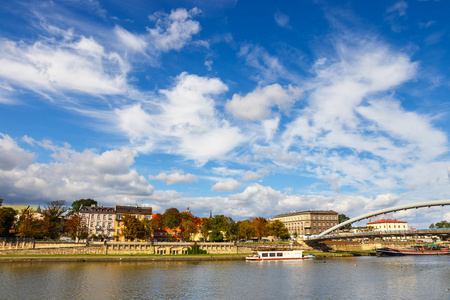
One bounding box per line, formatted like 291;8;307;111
0;0;449;225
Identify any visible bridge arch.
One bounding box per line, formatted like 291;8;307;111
318;199;450;236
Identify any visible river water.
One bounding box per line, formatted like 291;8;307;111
1;256;449;299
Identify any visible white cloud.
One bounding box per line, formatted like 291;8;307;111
0;134;34;170
385;1;408;32
0;135;153;205
211;178;241;192
0;35;128;98
149;171;198;185
148;8;201;52
241;168;270;181
114;8;202;55
386;1;408;17
226;84;302;121
114;26;148;53
274;12;290;28
238;44;298;84
115;72;246;164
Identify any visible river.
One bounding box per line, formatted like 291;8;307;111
1;256;449;299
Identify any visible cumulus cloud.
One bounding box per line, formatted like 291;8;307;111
115;72;246;164
226;84;302;121
149;171;198;185
114;8;202;55
211;178;241;192
241;168;270;181
0;135;153;205
147;8;201;52
0;134;34;170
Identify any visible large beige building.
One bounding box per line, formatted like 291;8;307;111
80;205;116;238
273;210;339;236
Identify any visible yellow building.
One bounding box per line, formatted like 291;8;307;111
273;210;339;236
114;205;152;241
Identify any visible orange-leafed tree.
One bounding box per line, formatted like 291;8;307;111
251;217;268;240
65;215;88;242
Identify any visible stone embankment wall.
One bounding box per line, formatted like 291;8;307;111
0;241;241;255
1;238;35;250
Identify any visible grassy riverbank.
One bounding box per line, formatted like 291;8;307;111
0;251;375;262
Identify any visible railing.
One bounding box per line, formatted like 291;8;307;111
307;228;450;240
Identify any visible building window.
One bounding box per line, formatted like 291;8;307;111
117;215;122;220
108;215;112;220
117;221;121;227
103;215;106;220
81;214;85;218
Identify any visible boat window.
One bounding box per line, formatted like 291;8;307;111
269;253;275;257
277;253;283;257
262;253;268;257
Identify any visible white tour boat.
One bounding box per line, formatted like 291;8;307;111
246;249;304;261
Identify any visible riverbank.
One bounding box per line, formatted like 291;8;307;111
0;251;375;262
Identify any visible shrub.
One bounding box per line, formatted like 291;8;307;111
187;244;207;254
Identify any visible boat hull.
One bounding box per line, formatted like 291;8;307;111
376;247;450;257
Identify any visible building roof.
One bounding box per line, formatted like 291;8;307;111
367;219;407;225
80;205;115;213
115;205;152;215
273;210;338;218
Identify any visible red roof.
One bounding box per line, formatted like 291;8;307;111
367;219;407;224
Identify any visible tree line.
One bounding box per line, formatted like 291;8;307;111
0;198;291;242
119;208;291;242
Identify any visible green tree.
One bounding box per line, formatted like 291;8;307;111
430;220;450;229
237;220;255;241
65;215;88;241
200;215;236;241
0;207;17;237
142;218;154;241
267;220;290;240
209;229;224;242
41;200;67;239
16;207;43;238
68;198;97;216
162;208;182;229
338;214;352;229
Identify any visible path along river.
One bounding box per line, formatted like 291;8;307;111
0;256;449;299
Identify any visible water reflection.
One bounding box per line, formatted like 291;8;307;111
0;256;449;299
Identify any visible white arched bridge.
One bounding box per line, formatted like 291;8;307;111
307;199;450;241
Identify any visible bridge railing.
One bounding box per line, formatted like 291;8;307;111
307;228;450;240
